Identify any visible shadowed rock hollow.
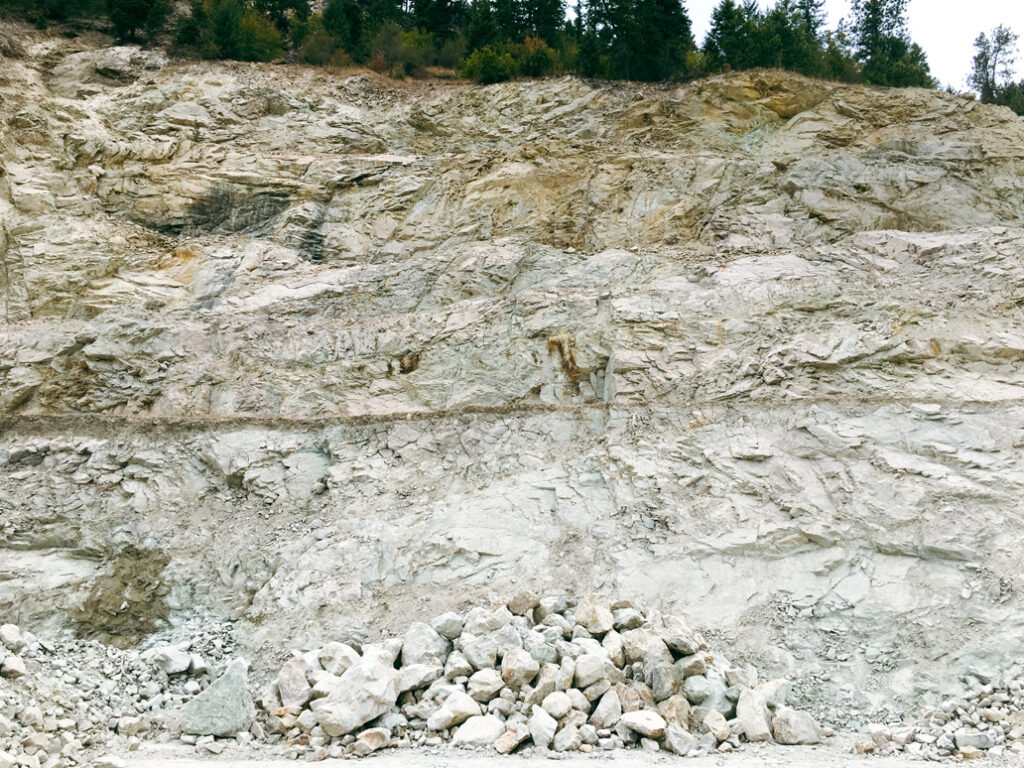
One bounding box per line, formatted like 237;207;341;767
3;28;1024;720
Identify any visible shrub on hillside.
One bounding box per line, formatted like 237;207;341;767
297;23;340;64
460;45;517;83
517;36;558;77
368;22;436;75
173;0;283;61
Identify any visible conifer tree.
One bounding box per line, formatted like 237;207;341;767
969;25;1018;103
703;0;759;71
849;0;933;87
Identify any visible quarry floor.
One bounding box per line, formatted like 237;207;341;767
123;743;1024;767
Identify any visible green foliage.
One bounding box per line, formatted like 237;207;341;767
760;0;826;76
703;0;759;71
970;25;1024;116
970;25;1018;103
252;0;308;34
237;9;286;59
821;26;860;82
460;44;518;81
3;0;956;95
585;0;694;81
993;82;1024;115
465;0;499;49
297;19;341;64
178;0;284;61
848;0;933;87
107;0;168;41
412;0;467;42
323;0;364;57
0;0;106;26
368;21;437;74
437;33;467;67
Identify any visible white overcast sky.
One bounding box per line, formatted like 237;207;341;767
686;0;1024;90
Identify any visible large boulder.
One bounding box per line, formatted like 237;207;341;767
313;647;401;737
528;705;557;748
426;691;481;730
736;688;772;742
771;707;822;745
574;596;614;635
179;660;255;737
620;710;667;738
452;715;505;747
501;648;539;688
275;658;312;708
401;622;450;666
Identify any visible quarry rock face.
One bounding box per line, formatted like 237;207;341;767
3;25;1024;731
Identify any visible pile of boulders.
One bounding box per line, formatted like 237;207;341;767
259;594;826;759
0;621;239;768
857;670;1024;761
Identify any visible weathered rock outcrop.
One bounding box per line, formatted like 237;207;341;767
3;26;1024;720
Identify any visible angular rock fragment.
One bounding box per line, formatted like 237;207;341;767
620;710;667;738
452;714;505;747
736;688;772;742
314;648;400;737
494;723;531;754
402;622;450;666
426;691;480;730
665;723;698;755
180;660;255;737
528;705;557;748
507;591;540;616
771;707;822;745
501;648;539;688
275;657;312;708
318;642;360;676
590;689;622;728
352;727;390;756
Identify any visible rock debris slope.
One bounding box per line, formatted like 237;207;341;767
3;28;1024;722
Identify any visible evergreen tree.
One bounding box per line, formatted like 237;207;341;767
465;0;499;48
585;0;693;80
969;25;1018;103
206;0;244;58
321;0;400;60
794;0;824;36
108;0;169;41
252;0;308;33
759;0;825;77
493;0;523;41
821;22;861;82
849;0;933;87
323;0;364;55
412;0;467;41
631;0;694;80
521;0;564;45
703;0;759;71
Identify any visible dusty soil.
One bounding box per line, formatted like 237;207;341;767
123;742;1024;767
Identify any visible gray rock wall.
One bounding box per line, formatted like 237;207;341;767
3;32;1024;715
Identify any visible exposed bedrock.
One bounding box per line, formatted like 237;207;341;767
2;30;1024;718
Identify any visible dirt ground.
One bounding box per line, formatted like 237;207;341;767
124;742;1024;767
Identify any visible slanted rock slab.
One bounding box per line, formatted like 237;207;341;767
179;659;255;737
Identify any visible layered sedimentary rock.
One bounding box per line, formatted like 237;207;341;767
3;28;1024;717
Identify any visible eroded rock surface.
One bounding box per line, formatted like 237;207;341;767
3;26;1024;723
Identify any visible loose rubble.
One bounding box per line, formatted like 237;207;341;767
14;595;1024;763
258;594;825;759
0;621;241;768
857;669;1024;761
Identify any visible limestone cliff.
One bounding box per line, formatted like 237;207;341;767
3;27;1024;718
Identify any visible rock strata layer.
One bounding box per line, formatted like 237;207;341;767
3;27;1024;722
